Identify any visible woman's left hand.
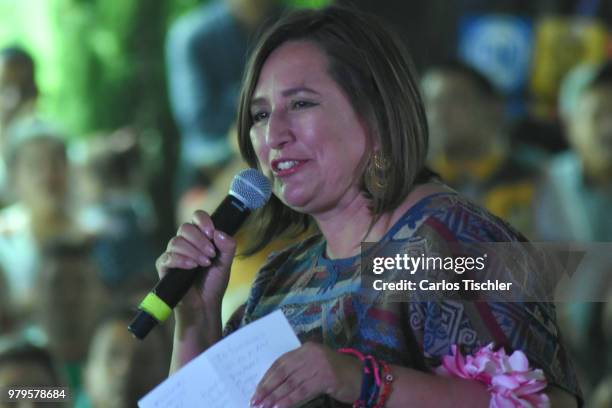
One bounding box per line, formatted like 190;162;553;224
250;342;362;408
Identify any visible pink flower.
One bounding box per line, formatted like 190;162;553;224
436;343;550;408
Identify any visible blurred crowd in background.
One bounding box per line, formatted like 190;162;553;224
0;0;612;406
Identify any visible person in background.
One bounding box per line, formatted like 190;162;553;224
83;305;171;408
0;268;15;334
0;338;63;408
0;47;37;149
536;61;612;243
158;6;580;407
0;47;39;204
166;0;281;198
0;122;78;321
33;239;106;397
422;61;538;238
76;127;158;290
536;61;612;392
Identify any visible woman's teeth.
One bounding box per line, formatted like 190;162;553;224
277;160;299;170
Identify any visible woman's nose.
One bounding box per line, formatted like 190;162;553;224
266;110;293;149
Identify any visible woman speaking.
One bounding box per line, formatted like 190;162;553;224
156;6;581;407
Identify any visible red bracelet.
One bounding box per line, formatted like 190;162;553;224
337;349;381;383
338;348;366;361
374;360;393;408
338;348;381;408
365;355;381;387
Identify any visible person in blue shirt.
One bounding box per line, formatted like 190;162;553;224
166;0;281;197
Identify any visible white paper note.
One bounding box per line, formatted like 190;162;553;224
139;310;301;408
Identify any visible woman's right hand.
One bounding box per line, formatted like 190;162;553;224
155;210;237;318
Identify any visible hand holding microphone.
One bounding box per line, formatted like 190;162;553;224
156;210;236;316
129;169;271;339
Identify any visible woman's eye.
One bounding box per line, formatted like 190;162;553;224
252;111;269;123
292;100;316;109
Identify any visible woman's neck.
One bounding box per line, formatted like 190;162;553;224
314;182;451;260
313;192;386;260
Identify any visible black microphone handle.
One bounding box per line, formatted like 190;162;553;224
129;194;251;339
154;194;250;308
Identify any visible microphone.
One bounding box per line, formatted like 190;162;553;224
128;168;272;339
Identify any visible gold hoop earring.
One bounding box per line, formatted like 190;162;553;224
364;150;390;199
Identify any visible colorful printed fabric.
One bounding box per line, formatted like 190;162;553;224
224;192;582;407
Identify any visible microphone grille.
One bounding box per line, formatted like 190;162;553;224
229;169;272;210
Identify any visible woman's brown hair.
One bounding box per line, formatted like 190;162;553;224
237;5;429;254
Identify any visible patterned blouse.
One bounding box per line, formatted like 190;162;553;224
225;192;582;406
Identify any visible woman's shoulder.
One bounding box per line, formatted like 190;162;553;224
390;184;527;244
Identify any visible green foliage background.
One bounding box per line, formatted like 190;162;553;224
0;0;330;137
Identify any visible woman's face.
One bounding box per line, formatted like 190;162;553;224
249;41;369;215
